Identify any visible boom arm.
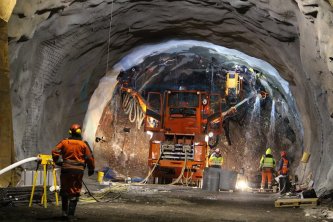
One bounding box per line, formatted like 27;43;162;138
121;86;148;113
208;93;257;124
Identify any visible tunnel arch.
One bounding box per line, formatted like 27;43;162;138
86;39;304;181
7;0;333;195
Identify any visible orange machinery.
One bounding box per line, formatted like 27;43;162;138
120;86;248;184
143;90;226;183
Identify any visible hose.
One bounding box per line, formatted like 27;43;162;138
136;105;145;129
128;99;137;123
0;157;39;176
121;92;145;130
139;150;164;184
170;149;187;185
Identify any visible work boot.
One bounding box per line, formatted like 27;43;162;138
61;196;68;218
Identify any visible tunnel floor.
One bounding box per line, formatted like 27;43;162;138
1;177;330;222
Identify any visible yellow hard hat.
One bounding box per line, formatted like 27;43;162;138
266;148;272;155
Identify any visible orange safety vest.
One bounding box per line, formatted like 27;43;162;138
281;157;289;175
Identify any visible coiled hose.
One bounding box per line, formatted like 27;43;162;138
122;93;145;130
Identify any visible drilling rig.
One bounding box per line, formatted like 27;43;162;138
120;85;245;184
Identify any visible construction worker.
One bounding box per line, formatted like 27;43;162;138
259;148;276;189
209;148;223;168
277;151;290;194
52;123;95;219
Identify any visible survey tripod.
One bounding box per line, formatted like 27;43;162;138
29;154;59;208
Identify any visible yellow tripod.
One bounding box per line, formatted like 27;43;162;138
29;154;59;208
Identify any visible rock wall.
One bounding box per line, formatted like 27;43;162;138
6;0;333;195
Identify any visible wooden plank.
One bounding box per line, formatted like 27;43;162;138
275;198;318;208
251;188;274;193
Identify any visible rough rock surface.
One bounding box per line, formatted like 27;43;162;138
6;0;333;195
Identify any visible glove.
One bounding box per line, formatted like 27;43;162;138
88;169;94;176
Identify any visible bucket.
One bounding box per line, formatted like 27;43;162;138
97;171;104;183
301;152;310;163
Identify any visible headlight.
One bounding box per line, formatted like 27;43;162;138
204;135;209;143
146;131;153;139
208;132;214;138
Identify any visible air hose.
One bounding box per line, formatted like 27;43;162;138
0;157;39;176
170;149;188;185
139;151;164;184
121;92;145;130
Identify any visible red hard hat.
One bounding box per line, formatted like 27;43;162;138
280;151;287;157
69;123;82;135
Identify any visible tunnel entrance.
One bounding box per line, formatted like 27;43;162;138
85;40;303;189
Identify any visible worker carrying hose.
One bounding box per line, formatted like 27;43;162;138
209;148;223;168
259;148;276;189
52;123;95;219
277;151;290;194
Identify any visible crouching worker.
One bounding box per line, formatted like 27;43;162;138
277;151;290;194
52;123;95;219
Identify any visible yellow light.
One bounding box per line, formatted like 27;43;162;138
236;180;249;191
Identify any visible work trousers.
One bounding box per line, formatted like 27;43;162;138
60;171;83;217
60;171;84;197
261;168;273;189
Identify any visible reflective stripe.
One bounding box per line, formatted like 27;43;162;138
63;159;85;166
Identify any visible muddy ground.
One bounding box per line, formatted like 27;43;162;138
1;176;332;222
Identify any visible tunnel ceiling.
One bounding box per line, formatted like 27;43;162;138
7;0;333;195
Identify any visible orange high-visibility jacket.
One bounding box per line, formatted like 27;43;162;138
52;138;95;172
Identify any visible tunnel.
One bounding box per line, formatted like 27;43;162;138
0;0;333;221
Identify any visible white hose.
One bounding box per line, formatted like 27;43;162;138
0;157;39;175
128;99;137;123
121;92;146;129
136;108;145;129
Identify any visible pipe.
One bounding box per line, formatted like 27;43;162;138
0;157;39;176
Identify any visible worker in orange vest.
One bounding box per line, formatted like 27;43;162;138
52;123;95;219
277;151;290;194
259;148;276;189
